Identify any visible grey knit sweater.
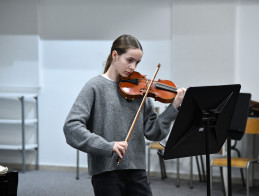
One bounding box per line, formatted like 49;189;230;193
63;75;178;176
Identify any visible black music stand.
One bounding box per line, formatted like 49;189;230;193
159;84;241;196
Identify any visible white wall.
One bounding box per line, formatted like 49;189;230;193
236;0;259;101
0;0;39;89
38;0;173;169
172;0;236;88
0;0;259;180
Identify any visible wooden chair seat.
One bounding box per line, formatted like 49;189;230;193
212;157;253;168
149;142;164;150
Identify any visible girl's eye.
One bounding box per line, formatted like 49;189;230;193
127;59;133;63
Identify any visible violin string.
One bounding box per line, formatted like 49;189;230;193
156;83;175;91
156;82;177;93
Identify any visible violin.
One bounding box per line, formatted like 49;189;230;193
116;64;177;165
119;71;177;103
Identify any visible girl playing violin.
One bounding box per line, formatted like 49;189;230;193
63;34;186;196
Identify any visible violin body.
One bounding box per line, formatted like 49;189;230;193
119;71;177;103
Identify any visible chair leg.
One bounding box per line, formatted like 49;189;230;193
147;146;151;178
210;165;213;195
218;167;227;196
158;150;167;180
240;168;245;187
176;158;180;187
200;155;206;182
196;156;202;182
246;167;250;196
162;159;167;179
76;150;80;180
158;150;163;179
190;157;193;189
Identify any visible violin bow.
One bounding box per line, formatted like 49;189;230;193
117;63;161;165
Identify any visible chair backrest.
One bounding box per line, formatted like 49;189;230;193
245;118;259;134
228;93;251;140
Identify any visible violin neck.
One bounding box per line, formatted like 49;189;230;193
156;82;177;93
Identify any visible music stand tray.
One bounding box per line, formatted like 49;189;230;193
159;84;241;196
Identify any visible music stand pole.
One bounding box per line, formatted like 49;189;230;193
204;116;213;196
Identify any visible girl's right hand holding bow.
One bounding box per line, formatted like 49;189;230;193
113;141;128;159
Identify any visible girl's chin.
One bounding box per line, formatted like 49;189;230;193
125;72;132;76
121;73;130;77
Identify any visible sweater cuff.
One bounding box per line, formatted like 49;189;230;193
161;103;179;122
105;141;115;157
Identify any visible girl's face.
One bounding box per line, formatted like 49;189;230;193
113;48;143;78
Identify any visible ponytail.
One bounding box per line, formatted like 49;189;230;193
104;54;112;74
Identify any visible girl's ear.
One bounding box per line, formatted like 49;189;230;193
112;50;118;60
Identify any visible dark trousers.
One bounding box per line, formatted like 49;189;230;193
91;169;152;196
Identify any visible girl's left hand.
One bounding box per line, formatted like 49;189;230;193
172;88;186;109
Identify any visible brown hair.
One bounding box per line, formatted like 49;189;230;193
103;34;143;73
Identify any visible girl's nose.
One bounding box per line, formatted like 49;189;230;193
129;63;137;71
